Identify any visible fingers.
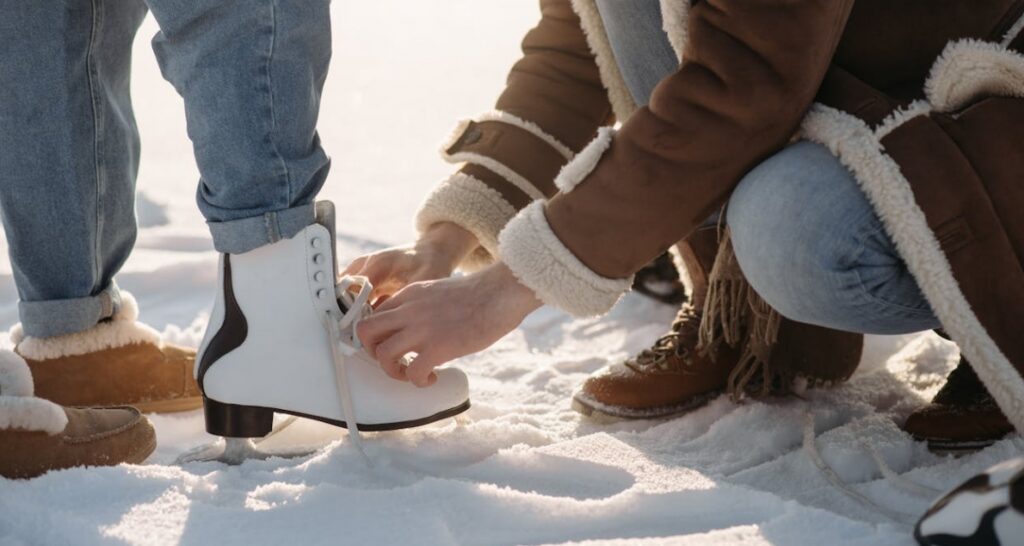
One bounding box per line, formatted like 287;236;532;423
356;309;404;357
352;259;403;302
357;307;423;382
354;283;441;387
406;352;440;388
374;284;418;314
373;329;422;381
342;256;367;277
358;259;387;286
341;255;394;289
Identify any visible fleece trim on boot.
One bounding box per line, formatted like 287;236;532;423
10;292;161;362
416;172;519;272
0;351;67;434
569;0;637;122
801;97;1024;433
499;201;633;317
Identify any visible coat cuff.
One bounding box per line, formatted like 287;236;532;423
499;201;633;317
416;173;518;272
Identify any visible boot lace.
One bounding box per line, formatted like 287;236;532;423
177;275;378;465
630;305;703;372
324;275;375;458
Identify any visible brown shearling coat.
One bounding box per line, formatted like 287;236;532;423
416;0;1024;432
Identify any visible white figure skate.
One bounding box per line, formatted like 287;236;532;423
179;202;470;464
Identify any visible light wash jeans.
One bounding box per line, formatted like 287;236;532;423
597;0;941;334
0;0;331;337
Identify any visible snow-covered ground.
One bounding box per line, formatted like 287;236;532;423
1;3;1021;545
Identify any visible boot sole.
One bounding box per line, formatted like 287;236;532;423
134;397;204;414
204;396;472;438
571;391;719;422
912;435;1006;455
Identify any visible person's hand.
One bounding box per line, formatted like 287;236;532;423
343;222;478;303
356;263;542;386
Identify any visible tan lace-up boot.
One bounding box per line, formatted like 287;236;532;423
903;355;1015;453
573;227;863;421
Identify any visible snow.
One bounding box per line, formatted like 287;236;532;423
1;2;1021;545
135;192;171;229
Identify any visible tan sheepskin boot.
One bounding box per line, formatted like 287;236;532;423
10;292;201;413
0;350;156;479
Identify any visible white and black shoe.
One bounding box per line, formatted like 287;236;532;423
916;457;1024;545
194;202;470;444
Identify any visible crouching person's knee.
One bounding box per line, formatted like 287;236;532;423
726;183;810;323
725;142;860;327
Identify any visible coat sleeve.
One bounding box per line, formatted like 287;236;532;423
415;0;613;271
498;0;857;316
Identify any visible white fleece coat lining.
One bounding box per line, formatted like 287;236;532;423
1002;12;1024;46
659;0;691;62
440;148;546;202
554;127;616;193
569;0;637;122
925;40;1024;113
874;100;932;139
474;111;575;160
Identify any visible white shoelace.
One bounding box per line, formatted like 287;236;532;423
802;411;942;526
327;276;373;461
255;276;374;462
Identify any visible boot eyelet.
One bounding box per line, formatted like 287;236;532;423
317;289;327;299
314;271;326;283
313;254;325;265
311;237;322;249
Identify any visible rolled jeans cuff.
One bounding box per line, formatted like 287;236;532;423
207;203;316;254
18;283;123;339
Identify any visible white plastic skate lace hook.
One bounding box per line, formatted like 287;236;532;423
327;276;375;464
334;276;373;354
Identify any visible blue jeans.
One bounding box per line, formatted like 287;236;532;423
597;0;941;334
0;0;331;338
